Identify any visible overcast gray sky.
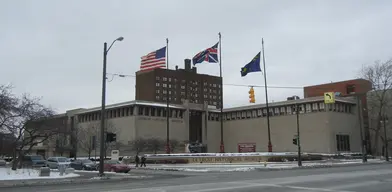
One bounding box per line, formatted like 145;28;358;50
1;0;392;113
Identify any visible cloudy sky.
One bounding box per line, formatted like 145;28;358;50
1;0;392;113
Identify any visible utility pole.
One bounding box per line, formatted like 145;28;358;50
99;37;124;177
383;115;389;161
356;94;367;163
295;101;302;166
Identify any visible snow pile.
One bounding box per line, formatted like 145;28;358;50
0;168;79;181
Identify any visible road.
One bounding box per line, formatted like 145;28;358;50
4;163;392;192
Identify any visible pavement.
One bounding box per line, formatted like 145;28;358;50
2;162;392;192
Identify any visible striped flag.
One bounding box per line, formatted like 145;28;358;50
140;47;166;71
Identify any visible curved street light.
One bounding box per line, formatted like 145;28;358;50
99;37;124;176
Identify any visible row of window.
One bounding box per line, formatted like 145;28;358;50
156;77;221;88
78;106;185;123
209;102;353;121
78;102;354;123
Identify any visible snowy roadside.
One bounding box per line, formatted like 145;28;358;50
0;167;79;181
135;159;385;172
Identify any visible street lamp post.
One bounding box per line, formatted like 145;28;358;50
382;116;389;161
99;37;124;177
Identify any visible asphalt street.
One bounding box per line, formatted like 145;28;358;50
4;163;392;192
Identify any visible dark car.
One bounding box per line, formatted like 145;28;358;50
70;159;97;171
20;155;46;168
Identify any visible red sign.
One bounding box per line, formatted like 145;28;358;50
238;143;256;153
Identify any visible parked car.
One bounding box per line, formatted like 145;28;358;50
45;157;71;169
20;155;46;168
70;159;97;171
0;159;6;167
103;160;130;173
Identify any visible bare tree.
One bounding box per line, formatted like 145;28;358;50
0;85;57;170
361;59;392;155
169;139;180;153
76;123;99;159
129;138;147;155
146;137;164;154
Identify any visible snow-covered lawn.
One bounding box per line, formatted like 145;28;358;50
0;168;80;181
139;159;385;172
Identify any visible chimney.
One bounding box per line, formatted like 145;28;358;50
184;59;191;71
192;66;197;73
175;65;178;70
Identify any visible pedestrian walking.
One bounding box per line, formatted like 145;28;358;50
141;155;146;167
135;155;140;167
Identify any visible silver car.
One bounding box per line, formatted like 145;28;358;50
45;157;71;169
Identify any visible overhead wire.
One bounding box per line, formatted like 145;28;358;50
105;72;304;89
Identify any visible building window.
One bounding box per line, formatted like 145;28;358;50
269;108;274;116
346;84;355;94
306;104;311;112
274;108;279;115
336;134;350;152
129;107;134;115
262;109;267;117
312;103;318;111
157;108;162;116
246;111;251;118
168;78;171;82
156;96;160;100
163;83;167;88
286;106;292;114
257;109;262;117
156;90;160;94
156;76;160;80
280;107;286;115
144;108;150;116
252;110;257;118
138;107;143;115
319;103;325;111
163;77;167;81
156;83;160;87
178;110;183;118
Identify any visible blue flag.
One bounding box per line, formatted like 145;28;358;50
241;52;262;77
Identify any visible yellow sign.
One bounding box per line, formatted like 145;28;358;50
324;92;335;104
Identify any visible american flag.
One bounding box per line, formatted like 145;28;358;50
140;47;166;71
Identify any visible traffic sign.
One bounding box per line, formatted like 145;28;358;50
324;92;335;104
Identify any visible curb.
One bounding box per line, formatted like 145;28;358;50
0;174;150;189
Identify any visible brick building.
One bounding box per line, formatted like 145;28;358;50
135;59;222;108
303;78;373;153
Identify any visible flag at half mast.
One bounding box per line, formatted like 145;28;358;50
140;47;166;71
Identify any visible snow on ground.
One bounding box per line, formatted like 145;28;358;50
139;159;385;172
0;168;80;181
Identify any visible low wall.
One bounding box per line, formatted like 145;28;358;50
131;152;323;164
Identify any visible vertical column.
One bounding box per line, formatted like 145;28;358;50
184;100;190;142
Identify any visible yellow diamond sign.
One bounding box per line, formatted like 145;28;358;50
324;92;335;104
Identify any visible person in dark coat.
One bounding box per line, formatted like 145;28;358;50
141;155;146;167
135;155;140;167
